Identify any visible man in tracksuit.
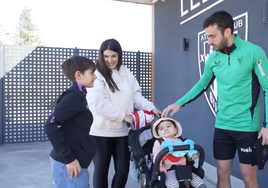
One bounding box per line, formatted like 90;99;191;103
162;11;268;188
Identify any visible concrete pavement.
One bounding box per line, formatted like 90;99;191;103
0;141;216;188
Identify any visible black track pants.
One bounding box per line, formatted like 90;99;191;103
91;136;130;188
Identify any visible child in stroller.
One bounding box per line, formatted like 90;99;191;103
151;117;207;188
128;113;206;188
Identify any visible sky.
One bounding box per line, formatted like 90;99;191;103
0;0;152;52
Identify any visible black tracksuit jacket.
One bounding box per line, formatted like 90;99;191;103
44;82;96;168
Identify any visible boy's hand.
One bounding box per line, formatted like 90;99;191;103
66;159;82;178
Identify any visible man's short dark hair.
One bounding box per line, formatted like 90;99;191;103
203;11;234;34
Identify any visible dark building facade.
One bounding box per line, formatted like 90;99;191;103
153;0;268;187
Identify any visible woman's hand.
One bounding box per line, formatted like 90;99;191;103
124;114;134;126
152;108;162;118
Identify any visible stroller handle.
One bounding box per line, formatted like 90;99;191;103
154;144;205;173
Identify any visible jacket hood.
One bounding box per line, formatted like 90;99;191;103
152;117;182;138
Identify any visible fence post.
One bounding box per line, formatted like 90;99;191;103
136;51;141;84
0;45;5;145
73;47;79;55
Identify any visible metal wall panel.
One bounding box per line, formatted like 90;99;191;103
0;45;152;144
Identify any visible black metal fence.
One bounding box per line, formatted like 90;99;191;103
0;45;152;145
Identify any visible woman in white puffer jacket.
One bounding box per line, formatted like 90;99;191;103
86;38;161;188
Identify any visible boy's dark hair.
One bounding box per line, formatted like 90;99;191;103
61;55;96;81
96;38;123;92
203;10;234;35
156;120;177;136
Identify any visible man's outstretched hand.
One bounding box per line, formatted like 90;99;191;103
161;103;180;117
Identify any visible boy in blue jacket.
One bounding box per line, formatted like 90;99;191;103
44;55;97;188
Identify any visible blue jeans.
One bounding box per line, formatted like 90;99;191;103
50;157;90;188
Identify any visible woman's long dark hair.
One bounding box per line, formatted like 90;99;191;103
96;39;122;92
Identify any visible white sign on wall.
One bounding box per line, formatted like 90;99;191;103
197;12;248;116
180;0;224;25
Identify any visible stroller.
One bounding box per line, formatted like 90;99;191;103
128;124;205;188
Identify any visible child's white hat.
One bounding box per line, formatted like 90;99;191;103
152;117;182;138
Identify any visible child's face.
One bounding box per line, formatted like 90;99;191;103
78;68;96;88
157;120;177;138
